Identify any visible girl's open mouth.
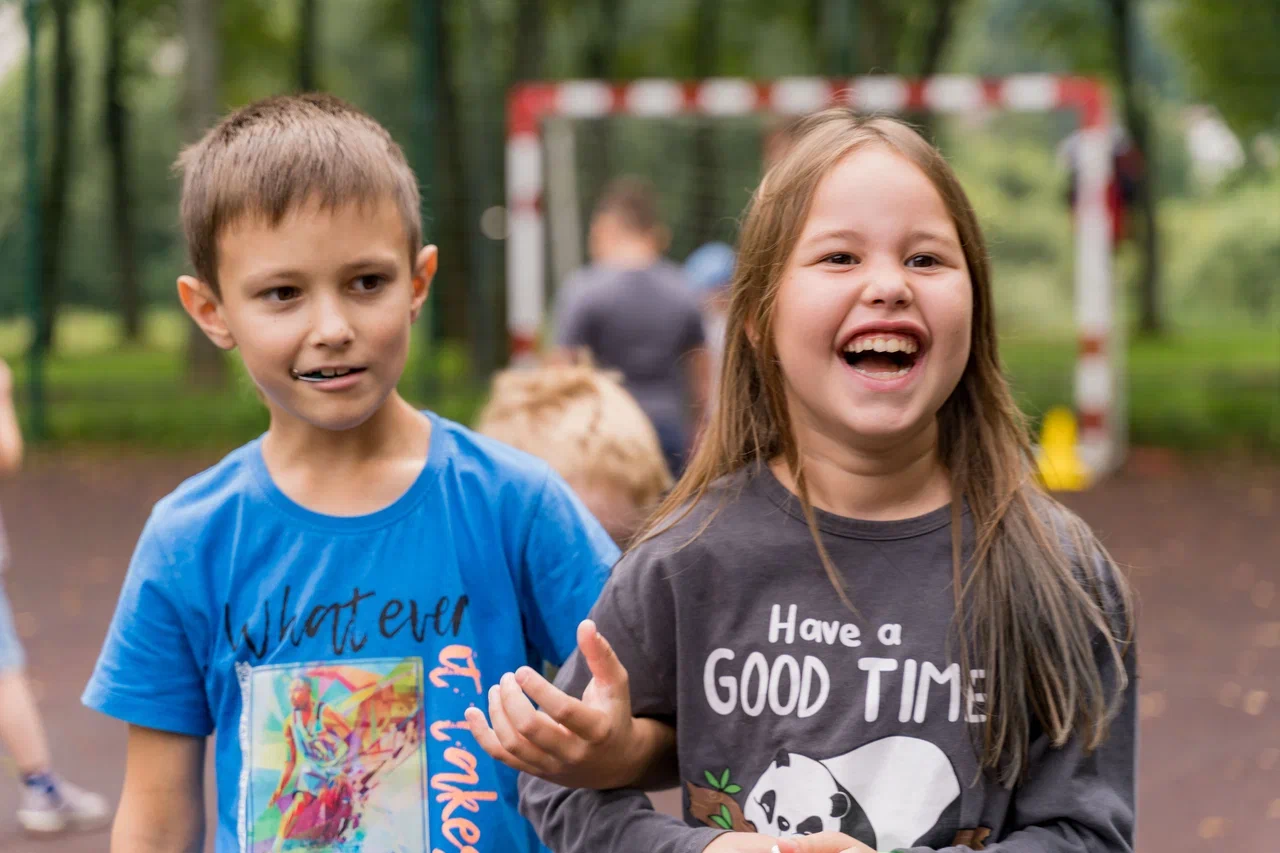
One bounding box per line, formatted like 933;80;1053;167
840;333;922;379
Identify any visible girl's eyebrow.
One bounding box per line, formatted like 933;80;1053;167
803;227;863;244
908;228;960;245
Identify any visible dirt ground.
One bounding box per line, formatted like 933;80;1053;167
0;449;1275;852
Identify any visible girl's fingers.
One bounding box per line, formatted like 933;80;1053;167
514;666;610;743
487;684;557;776
463;707;545;777
577;620;629;692
498;672;578;756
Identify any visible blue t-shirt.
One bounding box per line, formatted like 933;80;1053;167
84;413;619;853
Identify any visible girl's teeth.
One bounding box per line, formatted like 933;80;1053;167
847;336;918;354
854;364;912;378
321;368;335;377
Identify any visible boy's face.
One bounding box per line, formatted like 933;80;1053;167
588;211;663;264
180;196;435;434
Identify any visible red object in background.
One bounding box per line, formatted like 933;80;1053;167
1067;132;1144;246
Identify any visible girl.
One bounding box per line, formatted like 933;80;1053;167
0;359;111;834
467;111;1135;853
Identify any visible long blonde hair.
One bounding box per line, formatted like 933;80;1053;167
642;110;1132;784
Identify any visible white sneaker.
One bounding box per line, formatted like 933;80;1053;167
17;775;111;834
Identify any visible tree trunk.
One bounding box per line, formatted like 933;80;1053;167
106;0;142;343
182;0;228;385
37;0;75;354
1107;0;1161;335
297;0;317;90
916;0;962;144
581;0;618;205
432;0;470;344
857;0;902;72
690;0;720;248
920;0;959;79
511;0;544;82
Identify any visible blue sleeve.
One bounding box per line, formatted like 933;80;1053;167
518;471;620;666
82;514;214;736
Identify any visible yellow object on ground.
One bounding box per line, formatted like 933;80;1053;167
1036;406;1092;491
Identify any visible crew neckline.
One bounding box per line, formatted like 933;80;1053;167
247;410;445;533
753;463;961;541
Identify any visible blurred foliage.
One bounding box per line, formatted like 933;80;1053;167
0;0;1275;452
1164;0;1280;138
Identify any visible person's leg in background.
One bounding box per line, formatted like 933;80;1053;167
0;584;110;834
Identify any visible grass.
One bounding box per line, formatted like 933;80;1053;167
0;310;1276;455
0;310;486;451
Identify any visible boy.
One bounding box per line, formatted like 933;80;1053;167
82;93;618;853
475;362;672;545
550;177;711;477
0;359;110;834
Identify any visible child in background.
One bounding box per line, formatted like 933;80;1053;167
0;359;110;835
683;241;736;401
83;93;618;853
552;177;711;478
476;362;672;546
471;111;1136;853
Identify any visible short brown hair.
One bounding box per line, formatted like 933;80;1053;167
593;175;663;235
176;92;421;295
476;363;672;541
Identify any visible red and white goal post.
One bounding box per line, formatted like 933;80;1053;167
505;75;1126;475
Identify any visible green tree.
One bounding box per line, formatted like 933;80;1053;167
105;0;142;341
1016;0;1165;335
37;0;76;352
1165;0;1280;138
181;0;226;385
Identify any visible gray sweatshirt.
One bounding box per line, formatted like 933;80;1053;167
520;467;1135;853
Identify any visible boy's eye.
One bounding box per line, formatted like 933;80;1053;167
822;253;856;265
264;286;301;302
352;274;387;293
906;254;939;269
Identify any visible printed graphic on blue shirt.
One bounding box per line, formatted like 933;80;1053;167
238;657;429;852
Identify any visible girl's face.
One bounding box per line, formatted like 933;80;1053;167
772;145;973;454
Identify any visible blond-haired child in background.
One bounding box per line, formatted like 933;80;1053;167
477;362;672;545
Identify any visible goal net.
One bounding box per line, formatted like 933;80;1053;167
506;76;1124;474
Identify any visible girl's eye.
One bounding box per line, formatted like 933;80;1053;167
353;275;387;293
906;254;939;269
264;286;301;302
822;253;856;265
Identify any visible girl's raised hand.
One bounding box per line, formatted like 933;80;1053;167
465;619;670;790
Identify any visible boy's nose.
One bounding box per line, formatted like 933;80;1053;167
311;301;355;347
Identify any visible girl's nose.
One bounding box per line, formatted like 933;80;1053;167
859;260;913;308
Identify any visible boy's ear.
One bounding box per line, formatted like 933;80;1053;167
410;245;438;322
177;276;236;350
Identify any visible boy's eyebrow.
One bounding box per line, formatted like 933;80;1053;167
336;254;402;275
239;254;402;288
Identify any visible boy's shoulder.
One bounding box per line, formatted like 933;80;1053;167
430;414;556;493
141;440;265;548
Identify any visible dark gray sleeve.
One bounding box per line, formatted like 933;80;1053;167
681;297;706;354
518;544;729;853
913;553;1137;853
554;276;593;350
